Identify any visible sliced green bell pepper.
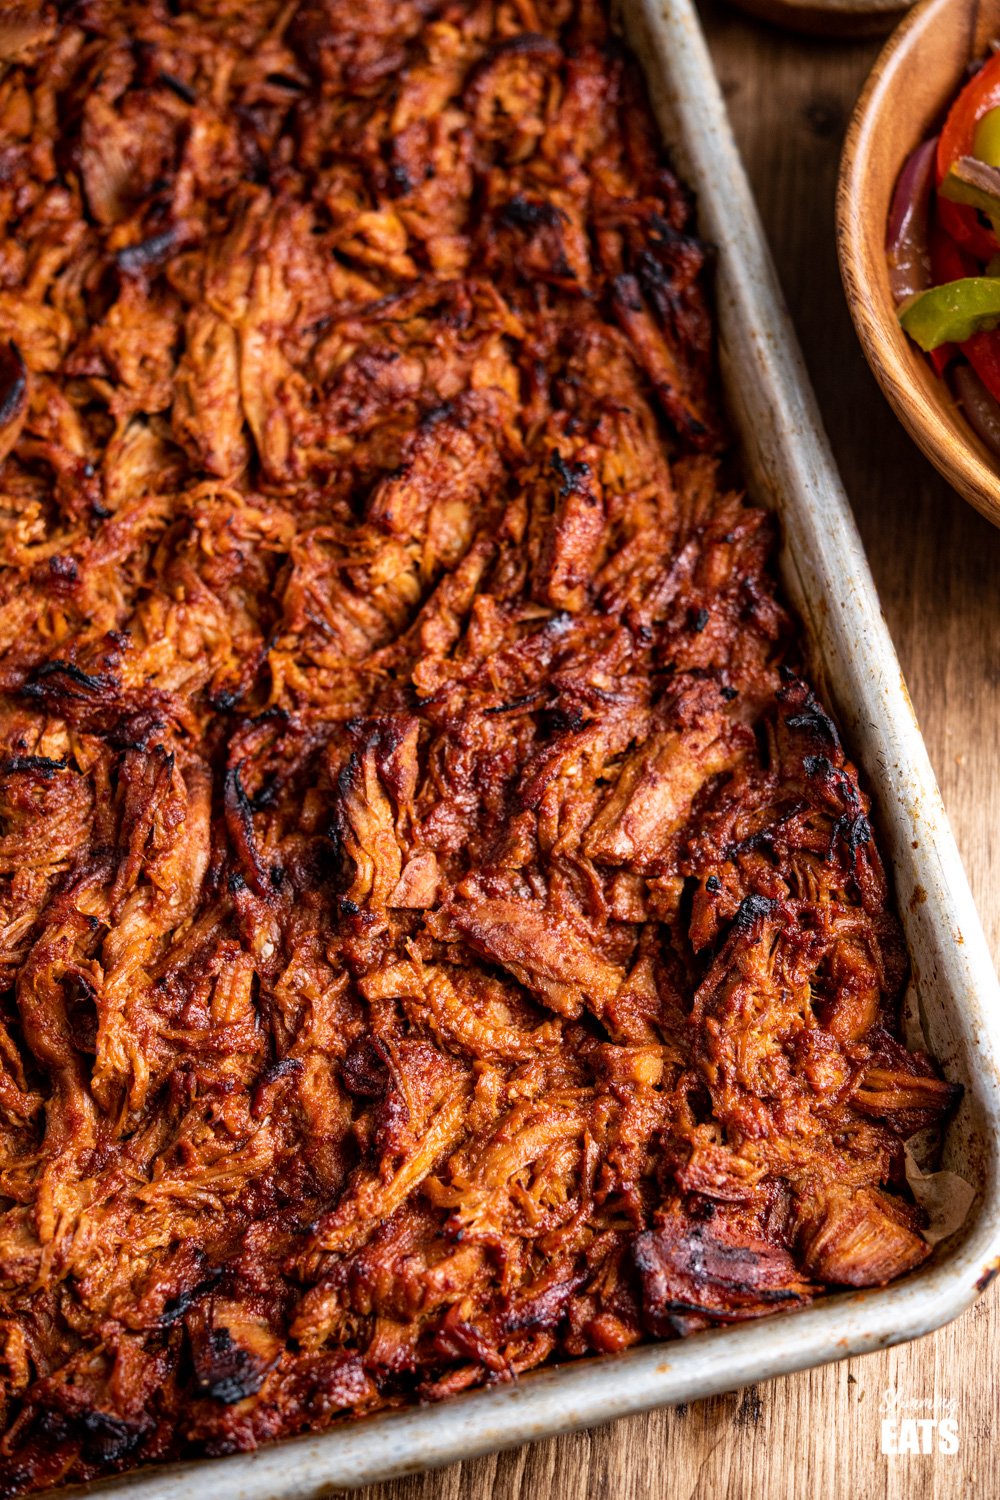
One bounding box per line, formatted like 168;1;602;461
973;106;1000;168
939;155;1000;233
899;276;1000;351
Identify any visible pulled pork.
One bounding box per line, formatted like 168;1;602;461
0;1;957;1493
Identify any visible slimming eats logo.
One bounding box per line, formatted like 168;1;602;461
880;1387;959;1455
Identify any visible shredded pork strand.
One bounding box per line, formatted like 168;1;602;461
0;1;957;1492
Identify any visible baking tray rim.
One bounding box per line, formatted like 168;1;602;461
36;1252;1000;1499
35;0;1000;1492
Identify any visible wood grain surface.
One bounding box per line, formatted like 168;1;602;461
355;7;1000;1495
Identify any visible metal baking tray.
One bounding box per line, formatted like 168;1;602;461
49;0;1000;1493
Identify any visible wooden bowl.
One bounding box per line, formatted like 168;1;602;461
837;0;1000;529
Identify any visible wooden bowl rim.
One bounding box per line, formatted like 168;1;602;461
836;0;1000;529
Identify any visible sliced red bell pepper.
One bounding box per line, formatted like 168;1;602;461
932;189;1000;397
930;341;954;378
937;54;1000;260
927;220;978;372
963;327;1000;404
929;345;953;377
930;218;979;282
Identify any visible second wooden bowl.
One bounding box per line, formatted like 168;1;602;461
837;0;1000;529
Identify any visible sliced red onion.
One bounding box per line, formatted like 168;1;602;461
886;138;938;305
953;361;1000;459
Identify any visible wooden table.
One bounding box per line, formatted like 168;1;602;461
357;7;1000;1495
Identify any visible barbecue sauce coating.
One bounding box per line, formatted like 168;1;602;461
0;1;957;1491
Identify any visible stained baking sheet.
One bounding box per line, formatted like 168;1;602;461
44;0;1000;1493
